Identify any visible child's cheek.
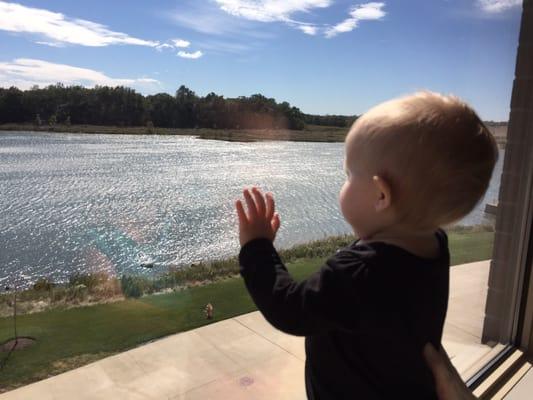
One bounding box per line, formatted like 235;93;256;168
339;182;353;223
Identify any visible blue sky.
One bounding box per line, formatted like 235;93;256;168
0;0;523;120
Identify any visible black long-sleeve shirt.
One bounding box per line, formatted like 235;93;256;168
238;229;450;399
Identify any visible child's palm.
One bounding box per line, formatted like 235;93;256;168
235;187;280;246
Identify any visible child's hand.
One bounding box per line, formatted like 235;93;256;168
235;186;280;247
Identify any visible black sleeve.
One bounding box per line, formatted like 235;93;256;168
238;237;369;336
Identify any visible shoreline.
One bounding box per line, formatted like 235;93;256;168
0;224;495;318
0;123;349;143
0;123;507;146
0;233;356;317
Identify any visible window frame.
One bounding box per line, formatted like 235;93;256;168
466;0;533;395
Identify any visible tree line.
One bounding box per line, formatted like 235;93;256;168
302;113;357;128
0;84;355;130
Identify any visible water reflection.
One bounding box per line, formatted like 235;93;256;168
0;132;503;289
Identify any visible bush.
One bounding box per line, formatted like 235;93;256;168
51;287;67;303
120;275;144;298
92;276;122;299
33;277;55;291
66;284;88;303
146;120;155;134
68;272;109;291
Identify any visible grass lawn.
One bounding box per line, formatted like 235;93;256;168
0;230;494;391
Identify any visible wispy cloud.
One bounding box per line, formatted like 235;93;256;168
0;1;159;47
169;2;275;38
157;38;203;58
155;43;174;51
0;58;160;90
325;2;385;38
213;0;332;23
0;1;205;56
298;25;318;35
35;41;66;48
156;39;204;59
196;39;253;54
172;39;191;48
156;38;194;52
476;0;522;13
177;50;203;59
211;1;385;38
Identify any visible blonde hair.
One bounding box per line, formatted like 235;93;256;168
346;91;499;230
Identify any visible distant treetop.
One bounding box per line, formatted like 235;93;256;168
0;84;356;130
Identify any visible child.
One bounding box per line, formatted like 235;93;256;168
235;91;498;399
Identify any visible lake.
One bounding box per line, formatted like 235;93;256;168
0;132;503;289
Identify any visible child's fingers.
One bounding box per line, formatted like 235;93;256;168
271;213;280;233
265;192;274;221
251;187;266;217
235;200;248;226
243;188;258;220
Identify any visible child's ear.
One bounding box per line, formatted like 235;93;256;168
372;175;392;212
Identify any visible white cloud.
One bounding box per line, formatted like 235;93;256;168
177;50;203;59
212;1;385;38
155;43;174;51
325;18;358;37
0;1;159;47
35;41;66;48
214;0;332;23
172;39;191;48
350;2;386;19
155;39;193;52
0;2;205;56
0;58;160;90
477;0;522;13
325;2;385;38
169;2;279;39
171;9;242;35
298;25;318;35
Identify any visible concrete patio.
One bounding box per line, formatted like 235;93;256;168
0;260;496;399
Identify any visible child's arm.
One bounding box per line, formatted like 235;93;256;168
235;187;368;336
239;237;367;336
423;344;477;400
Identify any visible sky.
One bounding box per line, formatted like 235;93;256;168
0;0;523;120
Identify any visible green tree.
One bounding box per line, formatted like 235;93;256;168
48;114;57;127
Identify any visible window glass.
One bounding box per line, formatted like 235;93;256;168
0;0;523;396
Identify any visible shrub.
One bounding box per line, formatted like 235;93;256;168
68;272;109;291
120;275;144;298
92;276;122;299
66;284;88;303
51;287;67;303
33;277;55;291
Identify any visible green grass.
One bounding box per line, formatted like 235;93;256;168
0;257;325;391
0;229;493;391
449;231;494;265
